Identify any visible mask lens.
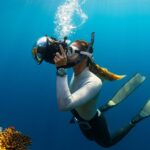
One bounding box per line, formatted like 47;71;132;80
67;45;79;57
67;46;81;64
67;47;73;57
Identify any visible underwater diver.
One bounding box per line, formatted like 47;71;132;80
32;33;150;147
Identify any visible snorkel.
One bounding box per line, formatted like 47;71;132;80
87;32;95;53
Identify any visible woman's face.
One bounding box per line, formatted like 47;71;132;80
67;41;88;69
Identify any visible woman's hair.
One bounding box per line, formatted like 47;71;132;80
74;40;125;81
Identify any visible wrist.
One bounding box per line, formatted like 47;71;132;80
56;68;66;77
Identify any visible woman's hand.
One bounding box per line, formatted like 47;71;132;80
53;45;67;68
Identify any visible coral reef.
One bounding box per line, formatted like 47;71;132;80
0;127;31;150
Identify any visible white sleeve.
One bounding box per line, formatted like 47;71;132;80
56;75;102;111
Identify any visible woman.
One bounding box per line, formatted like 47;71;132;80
53;39;150;147
32;34;150;147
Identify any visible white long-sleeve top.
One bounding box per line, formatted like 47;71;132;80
56;67;102;120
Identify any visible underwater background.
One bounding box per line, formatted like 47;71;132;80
0;0;150;149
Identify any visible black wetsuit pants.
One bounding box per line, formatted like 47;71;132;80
77;112;135;148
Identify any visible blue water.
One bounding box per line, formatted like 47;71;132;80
0;0;150;149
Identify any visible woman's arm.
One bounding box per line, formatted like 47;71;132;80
56;75;102;111
54;44;102;111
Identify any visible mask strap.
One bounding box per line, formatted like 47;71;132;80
79;51;93;58
69;45;93;58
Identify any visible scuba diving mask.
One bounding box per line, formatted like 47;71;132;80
32;32;95;68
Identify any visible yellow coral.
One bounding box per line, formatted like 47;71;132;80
0;127;31;150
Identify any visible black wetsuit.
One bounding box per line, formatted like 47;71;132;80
71;109;134;148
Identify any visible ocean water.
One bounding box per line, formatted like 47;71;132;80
0;0;150;150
